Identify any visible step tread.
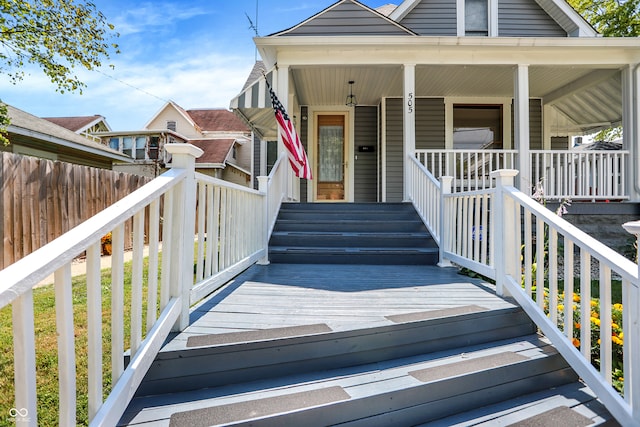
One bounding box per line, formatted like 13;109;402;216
121;335;571;426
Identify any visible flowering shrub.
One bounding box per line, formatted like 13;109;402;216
555;292;625;393
101;232;112;255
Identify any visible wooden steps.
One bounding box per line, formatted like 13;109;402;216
119;303;616;426
269;203;438;265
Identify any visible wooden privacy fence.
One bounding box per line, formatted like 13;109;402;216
0;152;151;269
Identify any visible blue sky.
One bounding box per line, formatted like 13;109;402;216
0;0;394;130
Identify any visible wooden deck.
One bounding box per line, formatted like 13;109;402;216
162;263;516;352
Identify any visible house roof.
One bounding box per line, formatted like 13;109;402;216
143;100;197;130
42;115;110;133
186;109;250;133
269;0;416;37
190;139;236;165
7;104;131;162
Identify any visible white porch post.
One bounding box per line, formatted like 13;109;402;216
404;64;416;201
438;176;453;267
514;65;531;194
257;176;270;265
623;65;640;202
622;221;640;422
490;169;519;297
276;65;294;200
165;143;203;331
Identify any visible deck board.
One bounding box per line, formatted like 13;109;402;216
163;264;515;353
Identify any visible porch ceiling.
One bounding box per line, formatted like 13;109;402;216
235;63;623;138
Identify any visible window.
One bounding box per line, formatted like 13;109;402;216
166;121;176;131
149;137;160;160
109;138;119;150
122;137;133;157
135;137;146;159
232;145;237;159
465;0;488;36
453;105;503;149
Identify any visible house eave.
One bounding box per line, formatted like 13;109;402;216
9;124;133;163
257;36;640;68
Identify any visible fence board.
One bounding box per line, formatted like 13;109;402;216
0;152;151;268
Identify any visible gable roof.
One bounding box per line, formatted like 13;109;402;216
186;109;250;133
270;0;416;37
7;105;131;162
375;4;398;17
389;0;597;36
43;115;110;133
144;100;197;130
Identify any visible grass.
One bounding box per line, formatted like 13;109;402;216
0;257;156;427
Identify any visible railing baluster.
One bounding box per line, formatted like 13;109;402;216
112;223;125;382
55;264;76;427
548;228;558;325
524;210;533;297
564;240;574;341
196;182;206;281
536;216;545;310
131;210;144;356
205;185;215;277
161;190;174;309
12;290;37;427
86;242;102;421
580;250;592;360
147;200;160;331
600;265;612;384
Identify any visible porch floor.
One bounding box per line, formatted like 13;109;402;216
162;263;516;353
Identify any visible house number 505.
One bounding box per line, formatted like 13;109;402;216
407;93;414;113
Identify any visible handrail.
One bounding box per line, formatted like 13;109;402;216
490;170;640;426
424;166;640;425
407;155;441;243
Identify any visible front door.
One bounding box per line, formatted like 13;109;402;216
316;114;346;201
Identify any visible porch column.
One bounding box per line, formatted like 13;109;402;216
276;65;295;199
404;63;416;201
623;64;640;202
514;64;531;193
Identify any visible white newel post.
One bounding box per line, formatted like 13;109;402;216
439;176;454;267
165;144;203;331
258;175;270;265
491;170;519;297
622;221;640;421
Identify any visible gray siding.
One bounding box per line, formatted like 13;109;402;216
416;98;446;149
511;99;543;149
354;106;379;202
285;2;411;36
498;0;567;36
385;98;404;202
551;136;569;150
300;106;309;202
399;0;458;36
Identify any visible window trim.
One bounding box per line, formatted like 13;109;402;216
457;0;497;36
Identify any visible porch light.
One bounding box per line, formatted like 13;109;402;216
346;80;357;107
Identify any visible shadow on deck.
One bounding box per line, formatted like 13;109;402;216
120;263;617;426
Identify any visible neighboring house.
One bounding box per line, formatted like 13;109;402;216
95;130;188;177
231;0;640;204
43;115;111;143
1;104;131;169
144;101;253;186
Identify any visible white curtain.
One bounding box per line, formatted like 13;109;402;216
318;125;344;182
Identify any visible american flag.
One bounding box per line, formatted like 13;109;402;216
268;83;312;180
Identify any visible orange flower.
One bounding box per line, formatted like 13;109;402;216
572;338;580;348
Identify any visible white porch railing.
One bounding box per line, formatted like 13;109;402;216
416;148;630;200
415;149;517;193
408;158;640;426
530;149;629;201
0;144;291;426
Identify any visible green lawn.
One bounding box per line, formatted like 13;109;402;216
0;258;155;427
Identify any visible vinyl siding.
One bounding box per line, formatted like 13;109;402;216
285;2;411;36
354;106;379;202
498;0;567;37
416;98;446;149
253;134;260;189
385;98;404;202
511;99;543;149
399;0;458;36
